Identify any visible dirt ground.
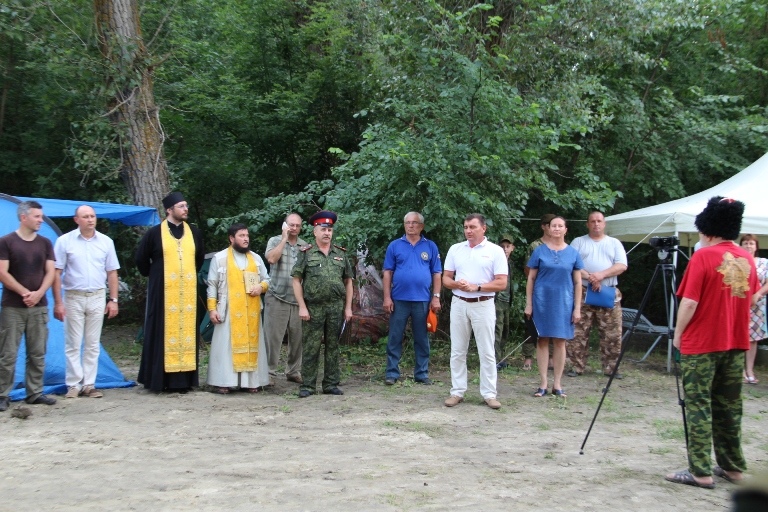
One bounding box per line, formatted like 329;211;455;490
2;326;767;512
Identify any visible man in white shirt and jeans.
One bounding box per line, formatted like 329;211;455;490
53;205;120;398
442;213;508;409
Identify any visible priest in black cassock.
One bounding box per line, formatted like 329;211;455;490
136;192;205;392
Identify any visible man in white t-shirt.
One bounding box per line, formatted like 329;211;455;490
442;214;508;409
567;211;628;378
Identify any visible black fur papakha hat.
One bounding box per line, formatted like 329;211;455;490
694;196;745;241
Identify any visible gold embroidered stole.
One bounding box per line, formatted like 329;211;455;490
226;248;260;372
161;220;197;372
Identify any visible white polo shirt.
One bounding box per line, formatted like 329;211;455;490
444;237;508;298
54;229;120;291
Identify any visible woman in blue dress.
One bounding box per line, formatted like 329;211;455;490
525;216;583;397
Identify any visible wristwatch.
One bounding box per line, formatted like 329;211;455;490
109;297;118;303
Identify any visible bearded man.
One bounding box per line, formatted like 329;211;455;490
135;192;205;392
206;223;271;393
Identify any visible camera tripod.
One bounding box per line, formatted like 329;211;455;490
580;247;688;453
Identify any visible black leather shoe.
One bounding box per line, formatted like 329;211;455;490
415;378;433;385
384;378;396;386
26;394;56;406
566;370;582;377
0;397;9;412
298;389;312;398
323;387;344;395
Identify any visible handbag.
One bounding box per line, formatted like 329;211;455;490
584;286;616;308
426;310;438;333
524;315;539;339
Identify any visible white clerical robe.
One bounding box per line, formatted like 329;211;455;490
206;249;271;388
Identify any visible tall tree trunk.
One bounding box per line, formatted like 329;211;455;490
93;0;169;211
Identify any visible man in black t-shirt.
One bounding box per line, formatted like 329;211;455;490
0;200;56;410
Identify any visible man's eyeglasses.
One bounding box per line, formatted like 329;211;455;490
404;221;423;225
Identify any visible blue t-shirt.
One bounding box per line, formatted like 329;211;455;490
383;235;442;302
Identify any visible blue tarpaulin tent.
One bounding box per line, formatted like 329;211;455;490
0;193;160;400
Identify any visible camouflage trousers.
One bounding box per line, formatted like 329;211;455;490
494;301;510;362
681;350;746;477
300;301;343;393
567;290;622;374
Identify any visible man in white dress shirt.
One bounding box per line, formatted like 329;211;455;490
442;214;508;409
53;205;120;398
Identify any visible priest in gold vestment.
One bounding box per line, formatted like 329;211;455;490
136;192;204;392
206;223;271;393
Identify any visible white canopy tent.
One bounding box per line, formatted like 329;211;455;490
606;152;768;248
605;153;768;372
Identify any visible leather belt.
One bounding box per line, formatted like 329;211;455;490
65;289;104;297
455;295;493;303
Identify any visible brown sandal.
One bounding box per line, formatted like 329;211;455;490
213;387;230;394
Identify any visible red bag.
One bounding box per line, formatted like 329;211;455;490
426;310;438;333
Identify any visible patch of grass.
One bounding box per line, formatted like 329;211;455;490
409;490;434;504
382;420;443;437
649;446;673;455
462;395;487;407
653;418;686;441
384;493;403;507
544;451;555;459
601;412;644;424
340;341;385;380
105;339;143;360
579;394;616;412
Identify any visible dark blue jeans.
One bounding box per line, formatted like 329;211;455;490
386;300;430;380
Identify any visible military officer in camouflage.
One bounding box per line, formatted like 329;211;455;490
494;234;515;369
292;211;353;398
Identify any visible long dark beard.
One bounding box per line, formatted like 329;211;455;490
232;244;250;254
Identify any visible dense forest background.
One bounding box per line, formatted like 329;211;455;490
2;0;767;321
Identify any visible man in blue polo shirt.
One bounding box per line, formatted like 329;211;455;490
383;212;442;385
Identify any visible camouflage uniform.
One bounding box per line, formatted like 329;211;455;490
568;289;623;374
494;260;512;362
292;244;353;393
682;350;746;476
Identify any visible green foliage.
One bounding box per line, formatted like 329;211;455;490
146;0;376;241
316;1;620;258
1;0;766;261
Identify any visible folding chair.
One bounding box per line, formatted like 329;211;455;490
622;307;673;371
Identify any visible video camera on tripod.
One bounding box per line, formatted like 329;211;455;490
649;235;680;260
